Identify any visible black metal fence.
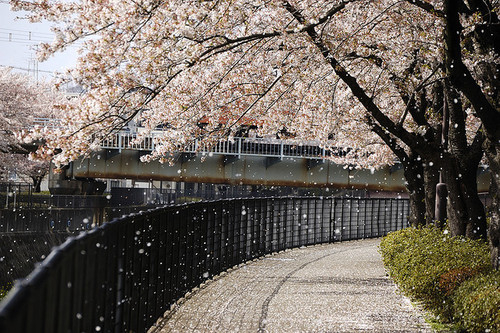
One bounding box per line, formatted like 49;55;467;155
110;184;371;207
0;179;492;230
0;183;33;196
0;197;409;333
0;184;158;231
0;183;379;233
0;193;110;232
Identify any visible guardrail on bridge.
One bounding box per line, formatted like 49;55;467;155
0;196;409;333
100;133;343;160
32;119;341;160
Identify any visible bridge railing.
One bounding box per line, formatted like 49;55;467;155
0;197;409;333
32;119;339;159
32;117;61;128
100;132;342;159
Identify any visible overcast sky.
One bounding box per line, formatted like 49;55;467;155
0;3;78;80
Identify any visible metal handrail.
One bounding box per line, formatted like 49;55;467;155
29;119;343;159
32;117;61;128
100;132;340;160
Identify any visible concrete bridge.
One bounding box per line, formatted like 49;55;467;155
49;132;491;194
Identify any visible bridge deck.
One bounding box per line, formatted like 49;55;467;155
149;239;431;333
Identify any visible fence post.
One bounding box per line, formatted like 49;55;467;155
237;138;242;158
340;198;345;241
114;255;124;333
118;133;122;152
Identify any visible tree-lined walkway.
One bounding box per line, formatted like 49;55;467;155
149;239;431;332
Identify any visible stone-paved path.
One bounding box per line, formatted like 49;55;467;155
149;239;432;332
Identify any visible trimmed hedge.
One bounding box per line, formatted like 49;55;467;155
453;272;500;332
379;226;498;331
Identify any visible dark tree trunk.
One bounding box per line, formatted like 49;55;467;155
440;82;487;239
423;161;439;224
407;190;426;227
441;0;500;266
485;138;500;269
367;119;429;227
443;160;487;239
403;158;426;227
31;176;43;193
400;154;442;228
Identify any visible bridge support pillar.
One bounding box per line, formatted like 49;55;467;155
306;159;324;170
48;163;106;195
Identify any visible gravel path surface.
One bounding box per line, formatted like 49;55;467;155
149;239;432;332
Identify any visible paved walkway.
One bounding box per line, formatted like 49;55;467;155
149;239;432;332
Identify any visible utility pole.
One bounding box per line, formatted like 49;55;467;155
435;89;449;226
29;45;39;83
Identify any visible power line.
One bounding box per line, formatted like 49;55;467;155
0;39;43;45
0;27;54;37
0;33;54;43
0;36;54;44
0;38;83;48
0;64;59;75
0;28;85;47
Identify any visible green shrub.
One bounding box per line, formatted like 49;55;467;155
0;282;12;301
439;266;485;296
177;196;202;203
379;226;491;321
452;271;500;333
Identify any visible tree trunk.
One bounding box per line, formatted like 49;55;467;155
31;176;43;193
443;158;487;239
367;120;430;228
423;162;439;224
441;82;487;239
485;138;500;269
403;162;426;227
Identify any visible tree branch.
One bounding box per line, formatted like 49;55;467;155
443;0;500;138
403;0;444;17
282;0;423;152
367;116;409;163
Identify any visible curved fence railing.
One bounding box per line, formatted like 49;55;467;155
0;197;409;333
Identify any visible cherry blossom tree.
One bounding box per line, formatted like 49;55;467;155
12;0;498;249
0;154;49;192
400;0;500;268
0;67;64;192
439;0;500;268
